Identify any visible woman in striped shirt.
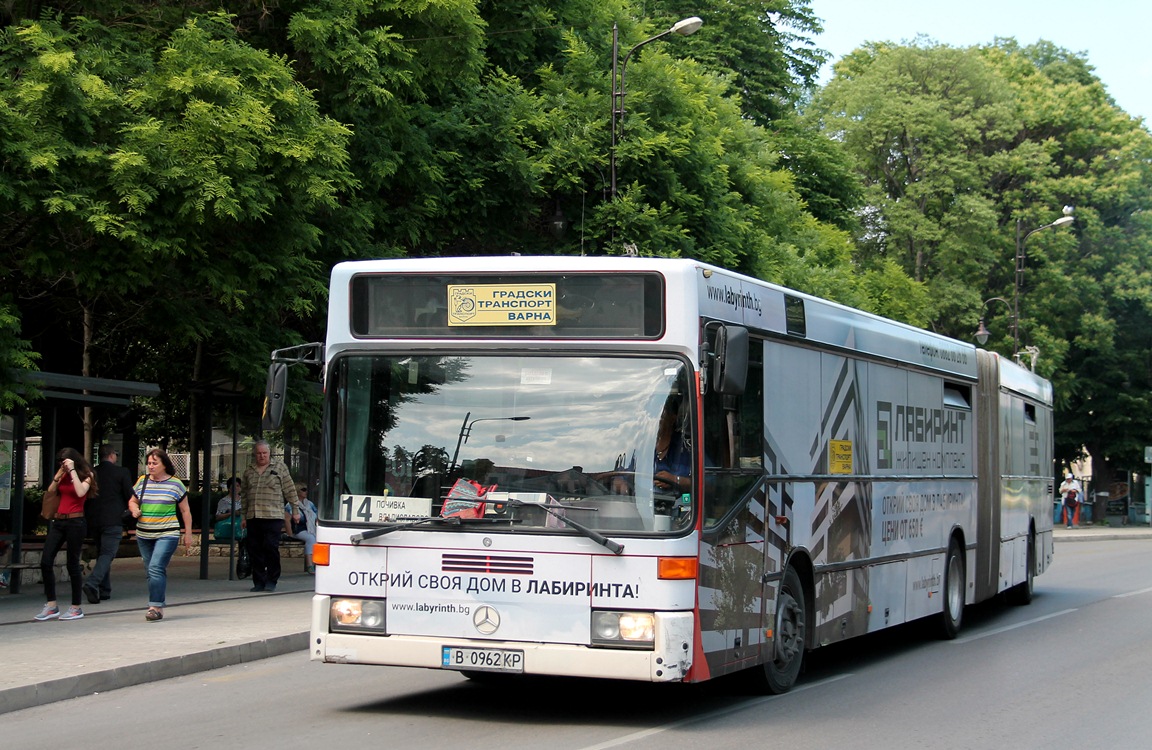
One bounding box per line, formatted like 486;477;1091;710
126;448;193;621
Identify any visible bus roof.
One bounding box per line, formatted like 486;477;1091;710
329;257;1003;382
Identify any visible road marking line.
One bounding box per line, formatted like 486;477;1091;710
952;608;1078;643
1112;586;1152;599
575;674;852;750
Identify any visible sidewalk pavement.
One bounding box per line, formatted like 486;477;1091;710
1052;522;1152;543
2;524;1150;716
0;551;314;715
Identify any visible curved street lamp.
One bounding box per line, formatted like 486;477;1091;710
609;16;703;200
1013;210;1074;358
977;207;1074;359
975;296;1012;346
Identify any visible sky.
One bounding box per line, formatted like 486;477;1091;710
808;0;1152;126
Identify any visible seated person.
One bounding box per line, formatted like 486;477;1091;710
285;482;318;573
213;477;245;540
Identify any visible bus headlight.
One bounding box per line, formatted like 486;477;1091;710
591;611;655;648
330;598;388;633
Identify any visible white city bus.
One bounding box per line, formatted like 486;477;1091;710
298;256;1053;693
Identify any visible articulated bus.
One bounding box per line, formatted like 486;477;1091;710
297;256;1053;693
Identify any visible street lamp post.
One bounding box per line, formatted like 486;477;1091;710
609;16;702;201
977;208;1074;359
1014;210;1074;358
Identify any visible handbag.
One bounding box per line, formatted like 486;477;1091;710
41;485;60;520
214;516;246;540
290;507;308;535
122;476;147;530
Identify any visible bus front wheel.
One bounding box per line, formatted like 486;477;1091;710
755;565;806;694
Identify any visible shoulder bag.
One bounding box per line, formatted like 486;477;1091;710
41;484;60;520
122;476;147;530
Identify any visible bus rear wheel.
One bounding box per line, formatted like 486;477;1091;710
1007;530;1036;606
754;565;806;694
939;538;964;639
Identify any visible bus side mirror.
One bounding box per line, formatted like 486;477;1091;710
712;325;748;396
263;362;288;430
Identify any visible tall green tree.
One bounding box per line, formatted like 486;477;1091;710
984;40;1152;481
809;40;1026;330
812;37;1152;484
1;11;355;441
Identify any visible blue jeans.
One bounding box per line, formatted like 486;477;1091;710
85;524;124;597
136;535;179;607
291;530;316;562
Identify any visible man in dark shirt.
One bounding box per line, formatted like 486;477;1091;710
83;444;136;603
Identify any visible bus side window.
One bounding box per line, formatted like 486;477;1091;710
703;338;763;526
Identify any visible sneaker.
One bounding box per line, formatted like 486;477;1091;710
249;585;265;592
60;606;84;621
265;584;277;593
34;604;60;621
83;584;100;604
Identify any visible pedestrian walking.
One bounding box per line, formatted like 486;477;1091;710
1060;472;1084;528
126;448;193;621
34;448;96;622
241;441;300;592
83;444;135;604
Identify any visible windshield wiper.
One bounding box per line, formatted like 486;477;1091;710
501;498;624;555
350;516;459;544
349;514;521;545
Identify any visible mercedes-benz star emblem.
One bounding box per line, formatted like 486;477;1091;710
473;605;500;635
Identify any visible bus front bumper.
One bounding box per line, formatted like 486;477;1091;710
309;594;694;682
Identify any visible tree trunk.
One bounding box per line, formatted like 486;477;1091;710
82;303;94;459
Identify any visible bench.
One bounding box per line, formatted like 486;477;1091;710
193;534;305;558
1;542;80;588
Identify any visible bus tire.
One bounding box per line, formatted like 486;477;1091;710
1007;530;1036;606
939;538;964;639
756;565;806;694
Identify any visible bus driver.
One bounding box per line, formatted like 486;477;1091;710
653;396;691;495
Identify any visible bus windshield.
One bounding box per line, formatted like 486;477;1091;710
327;354;694;534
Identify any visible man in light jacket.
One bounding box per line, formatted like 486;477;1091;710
241;441;299;592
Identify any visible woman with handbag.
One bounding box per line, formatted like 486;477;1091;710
34;448;97;622
126;448;193;622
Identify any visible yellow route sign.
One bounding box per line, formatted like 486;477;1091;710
448;284;556;327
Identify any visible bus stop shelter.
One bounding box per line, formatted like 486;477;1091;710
1;372;159;593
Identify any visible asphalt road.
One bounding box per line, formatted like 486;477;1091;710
8;538;1152;750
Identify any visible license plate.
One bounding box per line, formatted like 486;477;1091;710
441;646;525;673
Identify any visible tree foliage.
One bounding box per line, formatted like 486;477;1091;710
811;37;1152;476
2;9;354;440
1;1;1014;455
